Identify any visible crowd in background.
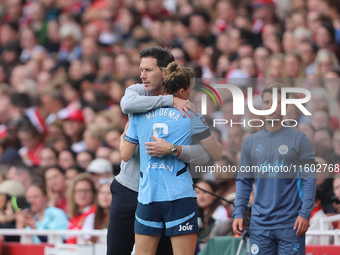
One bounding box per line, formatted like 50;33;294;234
0;0;340;246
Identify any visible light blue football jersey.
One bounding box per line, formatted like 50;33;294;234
125;107;210;205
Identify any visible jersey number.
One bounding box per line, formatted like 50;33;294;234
153;123;169;138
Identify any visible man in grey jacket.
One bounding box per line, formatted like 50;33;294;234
107;46;210;255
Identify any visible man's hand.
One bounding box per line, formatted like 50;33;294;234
294;215;309;236
145;135;173;157
173;97;198;118
232;218;244;236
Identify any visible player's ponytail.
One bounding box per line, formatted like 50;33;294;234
163;61;194;95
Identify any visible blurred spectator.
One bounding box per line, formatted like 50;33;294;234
314;49;339;78
306;188;333;244
298;122;315;142
83;123;108;153
94;178;112;230
265;53;284;78
44;165;67;212
334;176;340;212
7;162;33;188
298;40;318;75
66;173;96;244
19;28;46;63
16;180;68;243
314;127;333;150
332;128;340;165
195;180;229;243
212;156;236;205
39;146;58;168
0;180;26;242
58;149;77;170
76;150;95;169
65;165;85;189
58;23;82;62
86;158;113;188
95;146;112;160
60;108;86;153
105;128;122;150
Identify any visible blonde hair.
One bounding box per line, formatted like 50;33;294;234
67;173;96;218
86;122;109;141
94;111;119;128
315;49;340;78
283;51;305;79
265;53;284;78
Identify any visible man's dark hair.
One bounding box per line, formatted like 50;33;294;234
1;22;19;32
191;10;211;24
139;46;175;69
66;165;85;174
12;161;33;178
301;40;319;54
45;165;65;176
10;92;32;109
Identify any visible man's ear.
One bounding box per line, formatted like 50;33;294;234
162;70;167;79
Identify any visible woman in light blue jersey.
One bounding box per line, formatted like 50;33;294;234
121;61;222;255
16;180;69;243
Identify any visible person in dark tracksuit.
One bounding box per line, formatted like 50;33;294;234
232;83;316;255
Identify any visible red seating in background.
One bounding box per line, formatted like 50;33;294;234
1;242;52;255
306;245;340;255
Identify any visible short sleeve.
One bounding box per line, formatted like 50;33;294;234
125;115;139;144
190;113;211;142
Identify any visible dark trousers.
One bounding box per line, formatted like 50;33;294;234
107;179;173;255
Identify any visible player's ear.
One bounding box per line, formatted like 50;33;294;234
179;88;185;96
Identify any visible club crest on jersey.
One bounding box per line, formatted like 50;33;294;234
251;244;259;254
256;144;263;154
278;144;288;155
200;117;208;126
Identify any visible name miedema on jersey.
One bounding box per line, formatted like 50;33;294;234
145;108;180;121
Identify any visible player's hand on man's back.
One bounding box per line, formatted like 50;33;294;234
294;215;309;236
232;218;244;236
173;97;198;118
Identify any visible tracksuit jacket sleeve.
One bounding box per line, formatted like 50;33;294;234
233;140;253;219
298;135;317;220
120;84;173;114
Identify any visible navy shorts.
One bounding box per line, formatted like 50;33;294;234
135;197;199;237
249;228;305;255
